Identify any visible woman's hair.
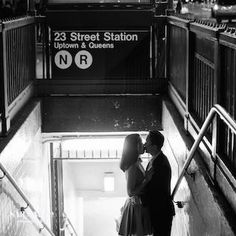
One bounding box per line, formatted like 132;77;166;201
120;133;141;172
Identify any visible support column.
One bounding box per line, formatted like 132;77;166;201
50;142;65;236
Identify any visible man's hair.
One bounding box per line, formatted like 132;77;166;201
120;133;140;172
148;130;164;148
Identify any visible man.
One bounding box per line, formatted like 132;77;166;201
141;130;175;236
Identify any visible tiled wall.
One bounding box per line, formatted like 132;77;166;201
0;102;52;236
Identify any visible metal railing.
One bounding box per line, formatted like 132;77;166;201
171;104;236;199
57;148;122;160
0;16;36;135
1;16;36;105
53;148;151;160
0;161;55;236
61;212;78;236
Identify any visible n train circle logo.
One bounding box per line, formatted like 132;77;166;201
54;50;72;69
54;50;93;69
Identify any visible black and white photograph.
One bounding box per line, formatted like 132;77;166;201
0;0;236;235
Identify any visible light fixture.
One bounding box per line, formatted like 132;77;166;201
104;172;114;192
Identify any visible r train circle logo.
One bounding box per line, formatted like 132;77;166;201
54;50;93;69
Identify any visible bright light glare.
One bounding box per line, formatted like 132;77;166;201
58;133;150;159
213;4;219;10
62;137;124;150
181;6;189;14
24;177;39;192
104;175;114;192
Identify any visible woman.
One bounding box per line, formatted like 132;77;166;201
118;133;153;236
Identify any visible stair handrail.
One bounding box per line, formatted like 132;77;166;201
62;212;78;236
0;161;55;236
171;104;236;200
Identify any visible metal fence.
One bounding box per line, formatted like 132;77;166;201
166;14;236;208
0;16;36;135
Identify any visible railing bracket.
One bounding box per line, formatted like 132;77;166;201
39;225;45;233
184;113;190;135
173;200;185;208
0;172;6;180
186;169;196;181
20;203;29;213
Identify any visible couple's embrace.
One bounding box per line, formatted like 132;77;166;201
117;130;175;236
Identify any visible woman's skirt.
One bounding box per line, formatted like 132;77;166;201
117;196;153;236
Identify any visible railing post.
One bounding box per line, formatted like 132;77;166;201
184;21;192;133
211;115;218;180
45;24;51;79
167;0;173;11
165;18;170;80
50;141;65;236
0;21;2;135
211;27;222;181
0;22;10;136
36;16;47;79
151;21;155;79
213;28;222;107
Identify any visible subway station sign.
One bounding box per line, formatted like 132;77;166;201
51;30;150;79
